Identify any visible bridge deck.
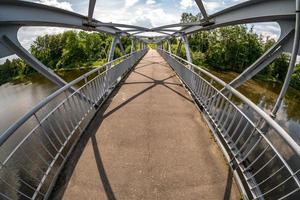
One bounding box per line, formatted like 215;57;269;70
52;50;240;200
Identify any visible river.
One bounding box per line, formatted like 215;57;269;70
0;67;300;144
1;65;300;199
207;69;300;144
0;69;90;134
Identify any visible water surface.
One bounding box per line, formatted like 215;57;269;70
207;69;300;144
0;69;90;134
0;67;299;142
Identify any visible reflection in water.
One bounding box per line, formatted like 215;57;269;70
0;69;92;199
0;68;299;140
0;69;90;134
0;67;300;198
207;69;300;144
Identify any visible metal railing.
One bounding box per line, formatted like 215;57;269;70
158;48;300;200
0;49;147;200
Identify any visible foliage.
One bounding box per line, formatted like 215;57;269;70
1;14;300;91
148;43;157;49
290;64;300;89
175;12;300;90
0;58;30;84
0;30;130;85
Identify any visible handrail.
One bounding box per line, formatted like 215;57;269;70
161;49;300;158
158;48;300;199
0;49;148;199
0;50;139;146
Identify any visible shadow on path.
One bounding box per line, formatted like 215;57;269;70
50;68;131;200
223;168;234;200
50;56;195;200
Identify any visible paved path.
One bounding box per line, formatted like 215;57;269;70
53;49;240;200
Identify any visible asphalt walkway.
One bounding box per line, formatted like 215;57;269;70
53;49;240;200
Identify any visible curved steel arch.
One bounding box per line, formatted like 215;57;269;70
1;0;298;111
0;1;300;199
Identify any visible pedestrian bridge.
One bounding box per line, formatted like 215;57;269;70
1;0;300;200
1;47;300;200
51;49;240;200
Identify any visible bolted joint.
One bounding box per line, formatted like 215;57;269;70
82;20;97;31
201;20;215;27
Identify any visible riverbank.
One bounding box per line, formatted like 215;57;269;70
0;60;106;86
0;60;300;143
204;64;300;90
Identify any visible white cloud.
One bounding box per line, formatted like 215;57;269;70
14;0;75;50
135;7;177;27
125;0;139;8
146;0;156;5
249;22;280;41
36;0;73;11
202;0;249;14
0;0;284;63
93;1;177;28
180;0;195;10
203;1;225;14
0;0;75;63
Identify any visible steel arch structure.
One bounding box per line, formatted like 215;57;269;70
0;0;300;199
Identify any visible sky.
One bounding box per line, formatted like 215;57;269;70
1;0;282;62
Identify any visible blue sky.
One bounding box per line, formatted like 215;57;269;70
2;0;281;62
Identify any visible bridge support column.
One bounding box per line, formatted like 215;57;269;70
108;34;125;62
119;39;125;55
182;35;192;65
131;38;136;53
176;38;183;56
272;0;300;117
108;36;118;62
167;40;171;54
141;41;144;49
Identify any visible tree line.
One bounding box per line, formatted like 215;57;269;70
0;13;300;90
0;31;133;85
168;13;300;90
